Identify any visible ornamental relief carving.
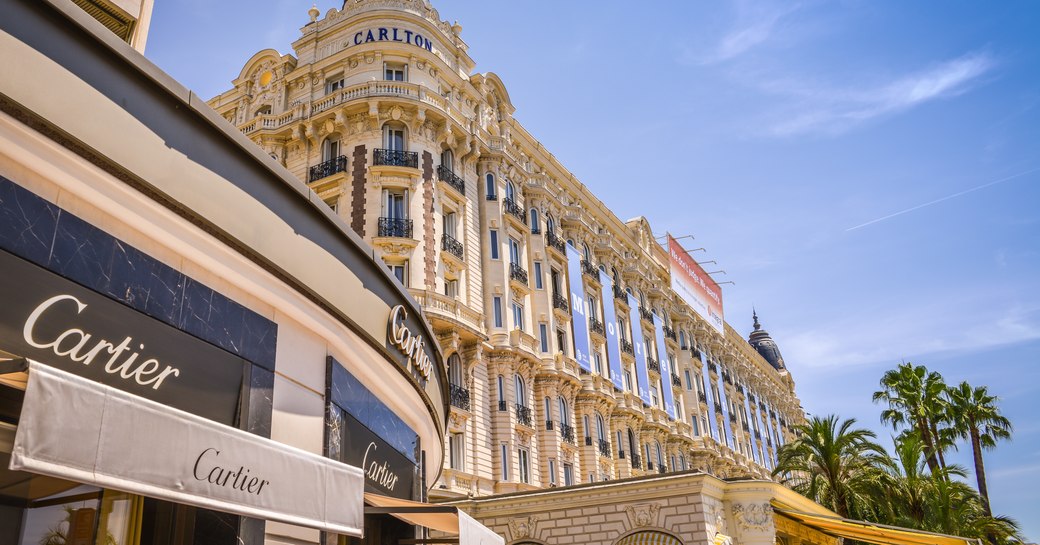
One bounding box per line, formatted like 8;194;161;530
508;516;539;541
625;502;660;528
733;502;772;532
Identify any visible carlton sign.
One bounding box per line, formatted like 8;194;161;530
387;305;433;384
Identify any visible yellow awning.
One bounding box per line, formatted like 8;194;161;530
615;530;683;545
773;506;978;545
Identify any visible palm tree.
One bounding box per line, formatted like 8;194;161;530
772;415;891;519
872;363;950;476
946;381;1013;517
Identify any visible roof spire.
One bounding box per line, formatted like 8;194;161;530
752;307;761;331
747;309;785;371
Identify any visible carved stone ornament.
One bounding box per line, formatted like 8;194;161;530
508;516;538;540
733;502;773;531
625;503;660;528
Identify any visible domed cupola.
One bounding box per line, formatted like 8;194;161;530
748;310;785;371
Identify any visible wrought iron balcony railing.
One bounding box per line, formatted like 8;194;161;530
374;148;418;168
449;383;470;411
714;402;723;413
658;465;667;474
728;412;737;423
581;259;598;278
618;449;626;459
309;155;348;182
498;400;507;412
560;423;575;444
736;384;745;395
552;292;569;312
648;357;660;374
545;231;566;253
708;362;719;374
486;191;497;201
441;234;463;260
754;430;762;440
584;436;593;446
516;404;532;426
589;317;604;336
598;439;612;457
437;165;465;195
672;373;682;387
698;391;707;403
639;306;654;323
620;339;634;355
663;326;677;341
503;198;526;224
378;217;412;238
646;460;654;471
509;263;528;285
613;283;626;300
631;453;641;469
545;420;554;431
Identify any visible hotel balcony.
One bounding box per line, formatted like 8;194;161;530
638;306;654;323
620;339;634;355
437;165;465;196
613;283;626;301
449;383;470;411
581;259;598;278
377;217;412;238
515;404;532;427
663;326;677;341
441;234;464;260
672;373;682;387
560;423;575;444
503;198;526;225
509;263;529;285
598;439;612;457
589;317;605;337
648;357;660;374
630;453;642;470
373;148;418;168
545;231;566;254
308;155;348;182
552;292;569;312
698;391;707;403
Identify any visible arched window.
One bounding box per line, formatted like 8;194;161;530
627;428;636;458
515;375;526;407
529;208;539;233
448;354;463;386
567;238;574;247
656;441;664;470
546;213;556;235
497;375;504;408
679;330;687;348
321;136;341;162
583;415;591;440
611;266;620;286
382;122;406;151
505;180;515;202
544;396;552;426
440;148;454;171
638;290;646;307
582;243;592;262
596;413;606;442
558;396;570;426
485;173;496;199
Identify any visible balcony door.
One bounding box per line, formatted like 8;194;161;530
443;212;457;239
382;189;407;220
508;237;521;266
322;137;340;162
383;125;405;151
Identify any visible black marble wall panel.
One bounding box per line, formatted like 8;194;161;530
328;357;419;462
0;175;277;370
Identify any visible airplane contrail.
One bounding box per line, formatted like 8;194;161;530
846;166;1040;232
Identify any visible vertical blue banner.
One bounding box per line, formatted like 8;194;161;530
565;245;593;373
652;316;676;420
598;271;625;391
747;389;766;465
626;294;652;407
762;400;777;468
698;353;716;441
715;362;733;448
742;389;761;465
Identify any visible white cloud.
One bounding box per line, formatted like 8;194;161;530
764;51;996;136
689;2;801;65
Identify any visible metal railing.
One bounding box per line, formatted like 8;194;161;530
516;404;532;426
308;155;348;182
560;423;575;444
585;436;593;446
598;439;611;457
545;231;566;253
639;306;654;322
672;373;682;387
378;217;412;238
613;283;626;300
449;383;470;411
552;292;569;312
509;263;528;285
441;234;463;259
545;420;554;431
620;339;634;355
498;400;507;412
581;259;598;277
698;391;707;403
503;198;526;224
714;402;723;413
373;148;418;168
663;326;677;341
631;454;641;469
589;317;604;336
648;357;660;374
437;165;465;195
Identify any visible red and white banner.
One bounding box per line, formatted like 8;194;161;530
668;235;724;334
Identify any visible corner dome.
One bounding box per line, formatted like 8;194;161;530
748;310;785;371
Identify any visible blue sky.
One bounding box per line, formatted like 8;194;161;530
146;1;1040;537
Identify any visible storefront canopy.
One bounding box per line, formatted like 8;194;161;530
10;361;365;536
364;493;504;545
773;507;978;545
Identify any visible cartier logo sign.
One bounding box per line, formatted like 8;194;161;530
387;305;432;382
193;448;270;495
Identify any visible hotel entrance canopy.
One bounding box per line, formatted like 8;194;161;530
10;361;365;536
773;507;978;545
364;493;504;545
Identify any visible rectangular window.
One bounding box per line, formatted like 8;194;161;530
493;297;503;328
684;369;693;390
444;279;458;299
548;459;557;485
650;386;659;407
388;262;407;286
539;323;549;352
508;237;521;265
692;415;700;436
512;302;524;330
518;448;530;484
563;463;574;486
443;211;457;239
489;229;499;259
593;350;603;375
556;329;567;356
324;76;345;94
588;296;599;321
450;433;465;471
382;189;408;219
533;261;543;289
500;444;510;480
624;370;633;392
588;473;595;483
384;62;407;81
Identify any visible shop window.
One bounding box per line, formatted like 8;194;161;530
533;261;543;289
449;433;465;471
512;302;524;331
384;62;407;81
489;229;499;259
539;323;548;353
493;297;502;328
563;463;574;486
518;448;530;484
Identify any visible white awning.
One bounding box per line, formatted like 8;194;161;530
364;493;504;545
10;361;364;536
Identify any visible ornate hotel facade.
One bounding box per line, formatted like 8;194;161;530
209;0;803;498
